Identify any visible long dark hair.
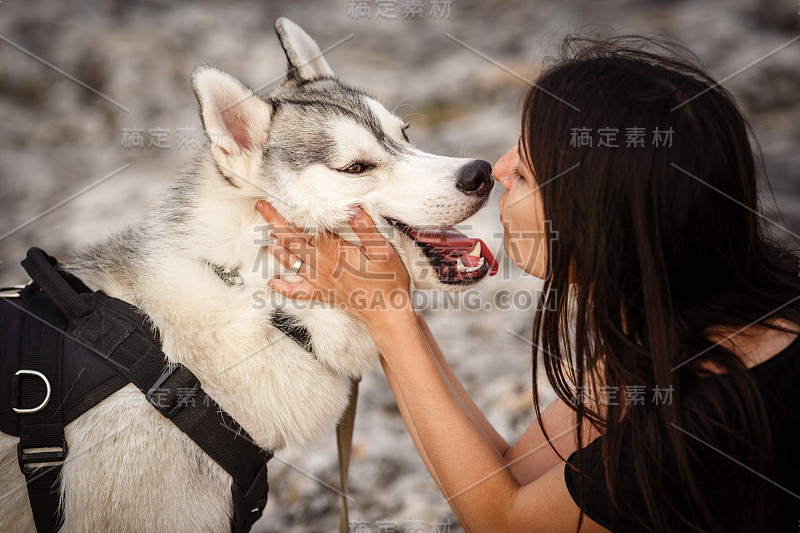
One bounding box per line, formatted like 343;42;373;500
524;35;800;532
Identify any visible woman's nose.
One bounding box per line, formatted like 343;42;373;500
492;148;516;191
492;171;511;191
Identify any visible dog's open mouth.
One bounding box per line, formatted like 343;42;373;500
386;218;499;284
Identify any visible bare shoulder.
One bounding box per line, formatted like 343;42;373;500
702;318;800;371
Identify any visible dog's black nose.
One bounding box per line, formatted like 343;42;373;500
456;160;494;196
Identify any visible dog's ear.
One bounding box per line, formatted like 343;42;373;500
192;66;272;188
274;17;335;83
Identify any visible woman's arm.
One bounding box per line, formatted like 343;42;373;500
372;310;599;532
417;312;601;485
258;203;607;532
415;312;511;456
503;395;600;484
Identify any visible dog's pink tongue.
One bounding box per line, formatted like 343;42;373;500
412;228;499;276
413;228;475;250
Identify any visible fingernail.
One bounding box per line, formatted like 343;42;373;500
256;201;266;212
350;207;363;220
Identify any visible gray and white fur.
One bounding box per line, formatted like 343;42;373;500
0;18;493;532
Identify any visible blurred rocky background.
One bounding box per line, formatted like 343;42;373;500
0;0;798;531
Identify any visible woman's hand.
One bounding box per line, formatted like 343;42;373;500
256;200;413;332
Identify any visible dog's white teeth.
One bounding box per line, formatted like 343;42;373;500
467;242;481;258
463;257;484;273
457;256;485;274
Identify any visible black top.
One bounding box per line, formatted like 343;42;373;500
564;333;800;531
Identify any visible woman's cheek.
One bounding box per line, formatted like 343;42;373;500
502;230;517;266
503;232;525;269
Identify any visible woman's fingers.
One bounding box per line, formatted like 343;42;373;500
253;201;411;322
268;275;317;301
256;200;407;293
257;200;294;235
267;239;311;278
257;200;319;267
348;207;393;261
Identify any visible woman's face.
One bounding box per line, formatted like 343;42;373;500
492;141;549;279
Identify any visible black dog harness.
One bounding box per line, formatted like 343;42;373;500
0;248;290;532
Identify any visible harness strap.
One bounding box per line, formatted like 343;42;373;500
15;286;68;532
75;304;274;532
19;248;273;532
13;248;360;532
20;249;93;322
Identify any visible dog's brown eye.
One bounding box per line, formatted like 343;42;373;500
344;162;370;174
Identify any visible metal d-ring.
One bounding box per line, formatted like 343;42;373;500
12;370;51;414
0;282;31;298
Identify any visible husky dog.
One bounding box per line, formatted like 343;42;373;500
0;18;498;531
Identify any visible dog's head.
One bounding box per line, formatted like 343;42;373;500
192;17;498;290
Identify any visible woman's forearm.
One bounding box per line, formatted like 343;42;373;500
370;311;521;532
416;313;595;485
415;313;511;457
380;355;472;528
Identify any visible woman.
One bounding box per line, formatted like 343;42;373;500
257;35;800;532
